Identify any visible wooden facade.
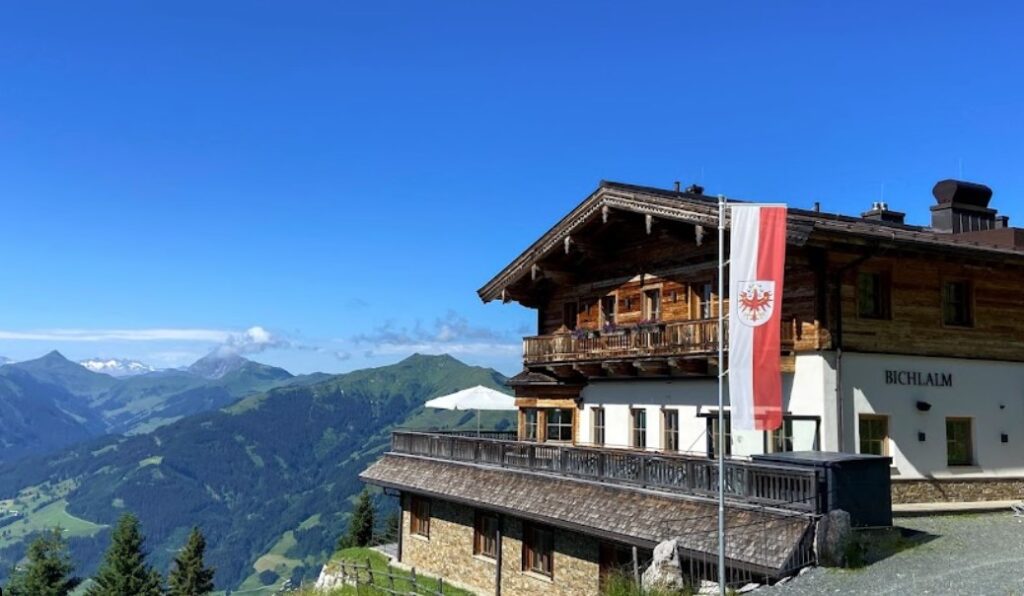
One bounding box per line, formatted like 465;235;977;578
479;180;1024;444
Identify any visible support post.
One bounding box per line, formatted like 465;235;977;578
495;514;504;596
632;544;641;588
717;194;727;595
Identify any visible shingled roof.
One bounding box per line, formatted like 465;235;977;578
361;453;814;575
478;180;1024;303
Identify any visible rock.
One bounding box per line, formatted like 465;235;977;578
313;563;348;591
738;582;761;593
814;509;854;567
696;579;720;595
641;539;688;592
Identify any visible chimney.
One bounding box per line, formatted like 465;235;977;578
861;201;906;224
930;179;998;233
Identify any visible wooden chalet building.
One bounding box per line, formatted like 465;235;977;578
362;178;1024;595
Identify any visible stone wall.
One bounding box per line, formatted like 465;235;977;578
399;494;602;596
891;478;1024;503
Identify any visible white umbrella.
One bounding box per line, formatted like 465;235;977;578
424;385;517;436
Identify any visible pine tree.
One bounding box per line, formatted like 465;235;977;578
167;527;216;596
338;490;375;549
4;527;78;596
86;513;163;596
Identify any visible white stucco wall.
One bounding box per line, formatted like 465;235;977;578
842;352;1024;479
576;354;832;456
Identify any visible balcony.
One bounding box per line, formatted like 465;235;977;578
523;318;799;375
391;431;822;513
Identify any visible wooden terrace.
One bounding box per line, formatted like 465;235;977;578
391;430;822;514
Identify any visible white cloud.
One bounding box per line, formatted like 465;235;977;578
349;311;520;359
215;326;290;356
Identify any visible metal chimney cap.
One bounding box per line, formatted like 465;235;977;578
933;179;993;207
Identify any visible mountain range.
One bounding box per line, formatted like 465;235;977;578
0;352;513;592
0;350;300;463
79;358;157;377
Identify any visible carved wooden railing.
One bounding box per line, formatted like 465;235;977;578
391;431;821;513
523;318;798;365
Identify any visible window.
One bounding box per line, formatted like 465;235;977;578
767;418;794;453
522;524;554;577
545;408;573;442
644;289;662;321
523;409;538;441
562;301;578;330
943;281;973;327
857;272;890;319
410;496;430;538
707;415;732;457
631;408;647;448
592;407;606;446
946;418;973;466
859;414;889;456
663;409;679;452
473;511;498;559
601;295;617;326
700;283;714;319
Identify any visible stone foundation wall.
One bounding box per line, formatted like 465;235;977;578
399;494;601;596
891;478;1024;503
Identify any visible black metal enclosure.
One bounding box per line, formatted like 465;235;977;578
751;451;893;527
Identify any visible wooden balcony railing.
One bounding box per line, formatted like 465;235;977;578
391;431;821;513
524;318;797;366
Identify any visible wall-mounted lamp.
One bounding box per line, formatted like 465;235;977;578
918;432;927;442
916;401;932;412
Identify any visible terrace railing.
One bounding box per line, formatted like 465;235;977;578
523;318;798;366
391;431;821;513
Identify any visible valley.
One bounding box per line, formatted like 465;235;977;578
0;352;514;592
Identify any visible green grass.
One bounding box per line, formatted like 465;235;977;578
0;498;106;548
310;547;472;595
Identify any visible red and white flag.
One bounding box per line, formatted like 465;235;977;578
728;204;787;431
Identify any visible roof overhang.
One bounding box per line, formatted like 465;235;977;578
477;181;813;303
478;180;1024;305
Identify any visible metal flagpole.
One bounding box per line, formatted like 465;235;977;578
716;194;727;595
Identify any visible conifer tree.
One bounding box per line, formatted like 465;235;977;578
86;513;163;596
4;527;78;596
168;527;216;596
339;490;375;549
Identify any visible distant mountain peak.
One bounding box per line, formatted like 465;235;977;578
41;349;71;362
79;358;157;378
0;356;12;366
188;351;249;379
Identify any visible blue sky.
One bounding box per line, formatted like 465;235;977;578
2;1;1023;375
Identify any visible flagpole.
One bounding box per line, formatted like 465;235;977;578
717;194;727;595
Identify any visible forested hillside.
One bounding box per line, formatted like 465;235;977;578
0;353;512;591
0;350;299;463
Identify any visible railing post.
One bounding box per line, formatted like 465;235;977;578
559;446;568;473
499;442;506;468
640;455;648;487
528;444;536;469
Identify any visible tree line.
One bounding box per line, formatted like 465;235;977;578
2;513;214;596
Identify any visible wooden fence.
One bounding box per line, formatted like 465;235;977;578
332;558;448;596
391;431;821;513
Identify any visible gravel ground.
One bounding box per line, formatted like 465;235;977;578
765;513;1024;595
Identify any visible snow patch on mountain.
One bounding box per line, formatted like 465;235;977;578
79;358;157;377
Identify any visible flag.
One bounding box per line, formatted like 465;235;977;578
728;204;787;431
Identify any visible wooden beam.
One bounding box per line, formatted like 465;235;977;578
602;205;610;224
695;224;705;247
645;214;654;235
572;362;605;378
